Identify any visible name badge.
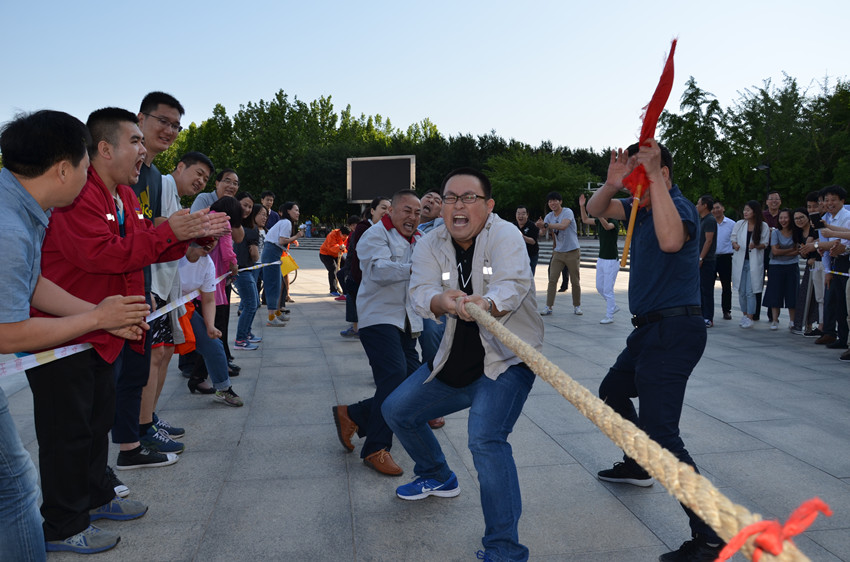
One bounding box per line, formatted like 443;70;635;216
442;271;451;281
482;266;493;275
106;213;115;221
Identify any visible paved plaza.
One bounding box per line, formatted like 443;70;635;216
3;242;849;561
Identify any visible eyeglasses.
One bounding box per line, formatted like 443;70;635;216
143;113;183;133
443;193;487;205
220;177;239;186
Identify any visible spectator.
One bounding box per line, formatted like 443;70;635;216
791;206;820;336
540;191;582;316
319;221;354;296
814;185;850;349
763;209;800;330
712;201;736;320
233;198;265;351
516;205;540;275
731;201;770;328
696;195;717;327
579;193;620;323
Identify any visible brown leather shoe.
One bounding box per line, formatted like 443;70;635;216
363;449;403;476
332;405;357;452
428;417;445;429
816;334;837;345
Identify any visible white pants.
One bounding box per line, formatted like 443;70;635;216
811;261;824;324
596;258;619;318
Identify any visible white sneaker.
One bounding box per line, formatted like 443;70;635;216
540;307;553;316
600;317;614;324
574;306;583;316
266;316;288;327
740;317;753;329
770;321;779;331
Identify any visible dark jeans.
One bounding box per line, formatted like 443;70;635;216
26;350;116;540
347;324;420;458
112;338;150;444
598;315;719;542
319;253;341;293
823;274;848;345
345;278;359;324
715;254;732;314
699;259;716;322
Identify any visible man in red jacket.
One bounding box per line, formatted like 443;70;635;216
29;107;224;553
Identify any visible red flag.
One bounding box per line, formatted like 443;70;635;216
622;39;678;203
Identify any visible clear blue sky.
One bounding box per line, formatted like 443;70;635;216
2;0;847;152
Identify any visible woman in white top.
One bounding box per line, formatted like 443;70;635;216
731;200;770;328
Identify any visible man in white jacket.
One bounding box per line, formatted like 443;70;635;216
383;168;543;562
332;190;422;476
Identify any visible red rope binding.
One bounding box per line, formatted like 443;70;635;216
715;498;832;561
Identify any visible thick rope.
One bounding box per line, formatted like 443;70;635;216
465;303;810;562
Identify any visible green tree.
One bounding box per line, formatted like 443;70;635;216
659;76;726;202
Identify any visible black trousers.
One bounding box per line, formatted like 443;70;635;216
715;254;733;314
26;350;116;540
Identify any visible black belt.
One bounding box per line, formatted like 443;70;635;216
631;306;702;328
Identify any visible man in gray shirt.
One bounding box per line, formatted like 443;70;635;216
541;191;582;316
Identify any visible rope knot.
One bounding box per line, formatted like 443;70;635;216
717;498;832;561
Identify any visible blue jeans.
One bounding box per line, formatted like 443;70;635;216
234;270;258;341
260;243;283;312
598;315;719;542
191;309;233;391
383;363;535;562
347;324;420;458
0;388;45;561
738;264;756;315
419;317;445;365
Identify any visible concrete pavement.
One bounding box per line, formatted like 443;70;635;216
3;242;849;561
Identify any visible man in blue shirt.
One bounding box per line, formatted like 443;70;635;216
0;110;149;557
586;140;724;562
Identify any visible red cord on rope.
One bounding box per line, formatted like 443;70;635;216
715;498;832;561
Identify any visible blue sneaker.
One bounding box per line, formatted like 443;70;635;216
152;413;184;438
140;425;185;454
248;333;263;343
46;525;120;554
329;291;341;297
396;472;460;500
233;339;259;351
89;497;148;521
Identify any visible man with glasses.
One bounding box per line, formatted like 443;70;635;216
383;168;543;561
129;92;189;468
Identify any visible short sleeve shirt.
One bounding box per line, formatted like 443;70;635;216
0;168;49;323
620;185;700;316
178;255;217;295
699;214;717;261
545;207;579;252
596;218;620;260
518;221;539;258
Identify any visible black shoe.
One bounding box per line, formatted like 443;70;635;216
597;461;654;487
826;341;848;349
723;312;732;320
804;328;824;338
105;466;129;497
188;379;215;394
659;534;724;561
558;285;568;293
228;361;241;373
840;350;850;362
115;447;178;471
